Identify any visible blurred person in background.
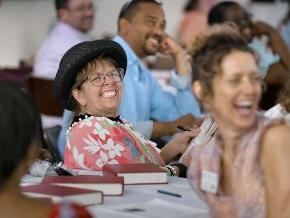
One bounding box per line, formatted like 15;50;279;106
0;82;92;218
208;1;290;110
265;75;290;120
115;0;202;138
33;0;95;79
33;0;96;157
279;3;290;50
178;0;215;49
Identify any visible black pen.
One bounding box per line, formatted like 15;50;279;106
157;189;182;198
176;125;191;131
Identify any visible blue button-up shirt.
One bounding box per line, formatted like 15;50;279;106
115;35;201;124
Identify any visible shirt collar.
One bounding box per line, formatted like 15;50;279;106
113;35;141;67
114;35;148;81
71;114;124;126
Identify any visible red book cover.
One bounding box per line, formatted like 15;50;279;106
103;163;168;185
41;175;124;196
21;184;103;205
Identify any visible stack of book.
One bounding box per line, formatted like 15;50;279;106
41;175;124;196
22;163;168;205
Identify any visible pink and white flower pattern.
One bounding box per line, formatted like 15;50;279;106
64;116;164;170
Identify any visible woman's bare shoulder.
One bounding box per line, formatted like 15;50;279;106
262;123;290;149
260;122;290;217
260;122;290;173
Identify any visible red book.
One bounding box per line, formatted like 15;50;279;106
103;163;168;185
41;175;124;196
21;184;103;205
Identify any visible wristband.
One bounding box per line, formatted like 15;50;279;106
170;162;187;178
166;165;177;176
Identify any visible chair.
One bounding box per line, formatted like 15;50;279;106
27;77;63;116
43;125;63;161
0;67;32;87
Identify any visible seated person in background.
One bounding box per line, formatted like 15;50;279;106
265;75;290;120
178;0;215;49
57;0;203;158
187;24;290;218
0;82;91;218
279;3;290;50
208;1;290;110
115;0;202;137
53;39;199;171
33;0;95;130
33;0;95;79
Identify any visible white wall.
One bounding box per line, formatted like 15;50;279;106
0;0;288;67
250;2;288;27
0;0;53;67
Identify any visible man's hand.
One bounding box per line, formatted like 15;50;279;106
158;35;192;76
174;114;203;131
251;21;290;71
152;114;203;138
251;21;276;38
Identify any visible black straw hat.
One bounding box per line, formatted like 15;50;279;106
53;39;127;111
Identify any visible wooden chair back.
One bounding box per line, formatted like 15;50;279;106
27;77;63;116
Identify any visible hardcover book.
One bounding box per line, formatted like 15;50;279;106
22;184;103;205
41;175;124;196
103;163;168;185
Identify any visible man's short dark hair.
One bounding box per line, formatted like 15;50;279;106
118;0;162;21
55;0;70;10
183;0;198;12
208;1;239;25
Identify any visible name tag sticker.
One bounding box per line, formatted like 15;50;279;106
200;170;219;194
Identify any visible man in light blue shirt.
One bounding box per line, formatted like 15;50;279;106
114;34;201;139
114;0;201;139
57;0;202;157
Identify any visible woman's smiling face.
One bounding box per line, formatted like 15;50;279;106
72;59;123;117
207;50;262;131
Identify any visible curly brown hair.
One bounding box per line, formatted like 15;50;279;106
190;23;258;107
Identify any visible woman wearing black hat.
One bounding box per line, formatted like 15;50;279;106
54;39;198;173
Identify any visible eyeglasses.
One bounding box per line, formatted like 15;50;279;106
83;68;124;87
119;0;162;19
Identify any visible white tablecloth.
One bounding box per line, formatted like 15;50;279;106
88;176;209;218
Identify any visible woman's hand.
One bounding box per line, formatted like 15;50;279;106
160;127;199;164
172;128;200;154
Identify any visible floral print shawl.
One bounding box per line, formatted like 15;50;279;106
64;116;164;170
